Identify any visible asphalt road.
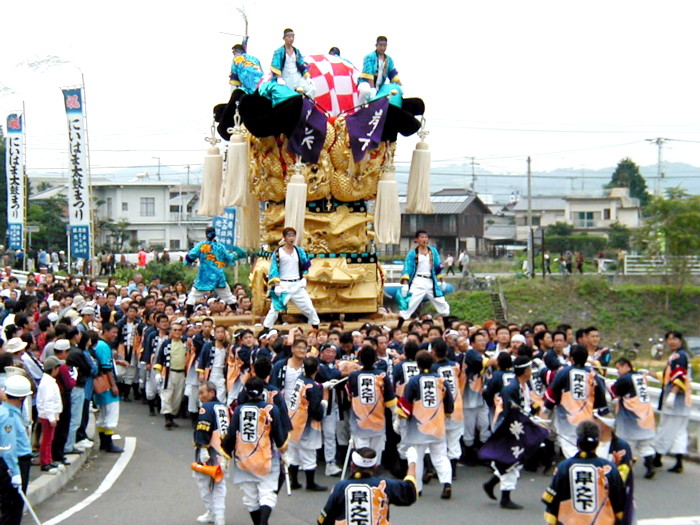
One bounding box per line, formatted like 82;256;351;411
32;401;700;525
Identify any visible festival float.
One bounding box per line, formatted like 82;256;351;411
198;36;434;326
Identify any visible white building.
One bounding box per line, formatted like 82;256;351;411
512;187;642;241
30;178;210;251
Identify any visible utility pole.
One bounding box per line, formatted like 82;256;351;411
152;156;161;181
467;157;479;193
186;164;190;185
646;138;667;195
527;156;533;278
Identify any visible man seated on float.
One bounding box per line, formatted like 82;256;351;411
229;41;263;95
358;35;401;104
270;28;315;98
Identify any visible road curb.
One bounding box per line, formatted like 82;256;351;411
26;439;98;507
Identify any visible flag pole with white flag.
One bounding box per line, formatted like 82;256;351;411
61;86;93;269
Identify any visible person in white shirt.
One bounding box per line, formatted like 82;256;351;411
397;231;450;329
263;228;320;329
37;356;64;473
270;28;315;98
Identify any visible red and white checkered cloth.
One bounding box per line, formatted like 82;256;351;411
304;54;360;117
256;54;360;117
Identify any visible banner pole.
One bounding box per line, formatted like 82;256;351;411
80;74;96;277
22;101;28;268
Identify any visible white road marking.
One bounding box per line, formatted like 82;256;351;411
639;518;700;524
43;437;137;525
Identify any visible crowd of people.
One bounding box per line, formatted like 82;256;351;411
0;229;694;525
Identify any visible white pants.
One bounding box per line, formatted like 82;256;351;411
287;441;317;471
353;434;386;463
263;280;320;328
411;441;452;492
493;462;522;491
446;426;463;460
336;412;351;446
399;277;450;320
625;438;656;459
96;402;120;433
137;364;147;390
654;414;689;455
186;384;200;414
145;367;159;401
322;406;338;464
463;406;491;447
210;368;227;404
238;476;278;512
194;471;226;519
186;285;236;306
280;73;315;99
358;83;377;105
555;418;579;459
160;370;186;416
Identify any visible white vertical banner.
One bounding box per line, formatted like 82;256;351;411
62;87;91;260
5;112;25;250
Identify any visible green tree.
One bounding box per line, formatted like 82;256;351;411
606;157;651;207
607;222;632;250
639;188;700;296
27;196;68;251
100;218;132;252
546;221;574;236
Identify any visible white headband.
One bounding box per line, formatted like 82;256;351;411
351;451;378;468
514;360;532;369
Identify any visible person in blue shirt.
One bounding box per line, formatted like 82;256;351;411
184;226;247;317
358;36;401;104
230;44;263;95
263;227;320;329
93;323;124;453
317;446;419;524
397;230;450;329
0;374;33;524
270;28;315;98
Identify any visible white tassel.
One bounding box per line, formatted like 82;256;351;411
284;167;308;246
406;119;434;214
374;153;400;245
198;146;224;216
238;202;260;250
222;106;249;207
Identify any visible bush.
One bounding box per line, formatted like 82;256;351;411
545;234;608;257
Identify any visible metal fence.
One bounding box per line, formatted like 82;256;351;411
624;255;700;275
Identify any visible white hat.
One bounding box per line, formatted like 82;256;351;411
72;295;86;309
351;331;362;337
80;306;95;316
4;366;26;378
446;329;459;337
259;329;279;341
54;339;71;352
49;300;60;309
3;375;32;397
511;334;527;345
47;312;59;322
5;337;27;354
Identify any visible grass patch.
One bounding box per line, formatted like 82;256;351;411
444;276;700;366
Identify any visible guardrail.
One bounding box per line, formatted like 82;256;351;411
625;255;700;275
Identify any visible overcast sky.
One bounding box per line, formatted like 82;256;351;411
3;0;700;198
